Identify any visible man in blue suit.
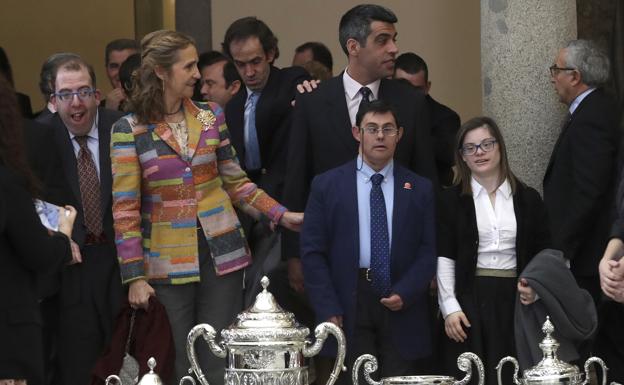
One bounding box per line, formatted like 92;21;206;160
301;100;436;378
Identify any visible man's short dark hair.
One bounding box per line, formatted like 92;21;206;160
105;38;139;65
295;42;333;72
198;51;241;88
198;51;227;71
39;53;82;99
222;17;279;61
51;55;97;91
395;52;428;82
356;99;400;128
339;4;397;56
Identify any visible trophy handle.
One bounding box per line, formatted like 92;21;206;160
352;354;382;385
583;357;608;385
179;375;197;385
105;375;122;385
302;322;347;385
187;324;226;385
495;356;520;385
454;352;485;385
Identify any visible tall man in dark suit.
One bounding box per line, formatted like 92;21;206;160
222;17;310;305
283;4;436;294
302;100;436;376
394;52;461;187
543;39;619;302
44;55;123;385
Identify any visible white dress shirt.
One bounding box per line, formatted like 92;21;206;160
437;178;517;318
342;69;380;127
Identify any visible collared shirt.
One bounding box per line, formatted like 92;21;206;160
68;110;100;178
472;177;517;269
343;69;380;127
437;178;517;318
356;155;394;268
569;87;595;115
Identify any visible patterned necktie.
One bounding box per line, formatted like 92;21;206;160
75;136;103;236
370;173;391;296
244;91;261;171
358;86;372;116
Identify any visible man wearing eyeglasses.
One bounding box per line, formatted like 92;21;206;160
302;100;436;378
543;40;619;304
42;55;123;385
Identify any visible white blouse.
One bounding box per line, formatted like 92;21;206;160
437;178;517;318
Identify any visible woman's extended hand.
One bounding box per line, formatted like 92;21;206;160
445;311;471;343
128;279;155;310
517;278;538;305
279;211;304;232
58;205;77;238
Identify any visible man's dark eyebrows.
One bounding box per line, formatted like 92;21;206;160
236;56;263;65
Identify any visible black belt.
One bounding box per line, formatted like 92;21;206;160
85;232;107;245
358;268;372;282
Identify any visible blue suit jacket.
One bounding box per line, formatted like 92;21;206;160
301;159;436;359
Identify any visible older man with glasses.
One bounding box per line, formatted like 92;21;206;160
543;39;621;379
543;40;619;303
39;54;123;385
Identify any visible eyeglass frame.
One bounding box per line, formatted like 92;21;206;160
549;64;576;77
360;124;400;137
52;87;97;103
460;138;498;156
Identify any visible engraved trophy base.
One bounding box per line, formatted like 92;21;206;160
225;367;309;385
375;375;458;385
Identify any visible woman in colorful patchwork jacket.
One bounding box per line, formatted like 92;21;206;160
110;30;302;383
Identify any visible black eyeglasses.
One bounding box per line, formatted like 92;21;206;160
549;65;576;77
53;87;96;102
361;125;399;137
460;139;497;156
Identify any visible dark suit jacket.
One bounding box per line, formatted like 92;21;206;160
543;88;619;277
226;65;309;200
0;164;71;384
301;160;436;359
45;107;123;334
437;183;551;298
427;94;460;187
22;118;67;206
283;74;436;258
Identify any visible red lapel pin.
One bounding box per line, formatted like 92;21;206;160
403;182;412;190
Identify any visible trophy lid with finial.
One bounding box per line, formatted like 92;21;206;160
221;276;310;343
522;316;582;383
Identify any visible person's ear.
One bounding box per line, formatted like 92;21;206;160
352;125;362;142
154;65;167;81
229;80;242;96
346;38;360;57
94;89;101;106
266;48;276;64
396;126;404;142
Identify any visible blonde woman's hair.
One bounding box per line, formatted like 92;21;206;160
129;30;195;124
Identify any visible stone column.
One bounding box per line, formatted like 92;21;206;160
481;0;576;191
175;0;212;53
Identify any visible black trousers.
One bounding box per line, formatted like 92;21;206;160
55;243;121;385
442;276;516;385
345;274;423;385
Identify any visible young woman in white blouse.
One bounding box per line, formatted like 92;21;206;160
436;117;550;383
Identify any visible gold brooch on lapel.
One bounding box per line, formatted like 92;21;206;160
197;110;216;131
403;182;412;190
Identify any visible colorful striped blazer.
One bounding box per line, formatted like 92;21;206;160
111;99;286;285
